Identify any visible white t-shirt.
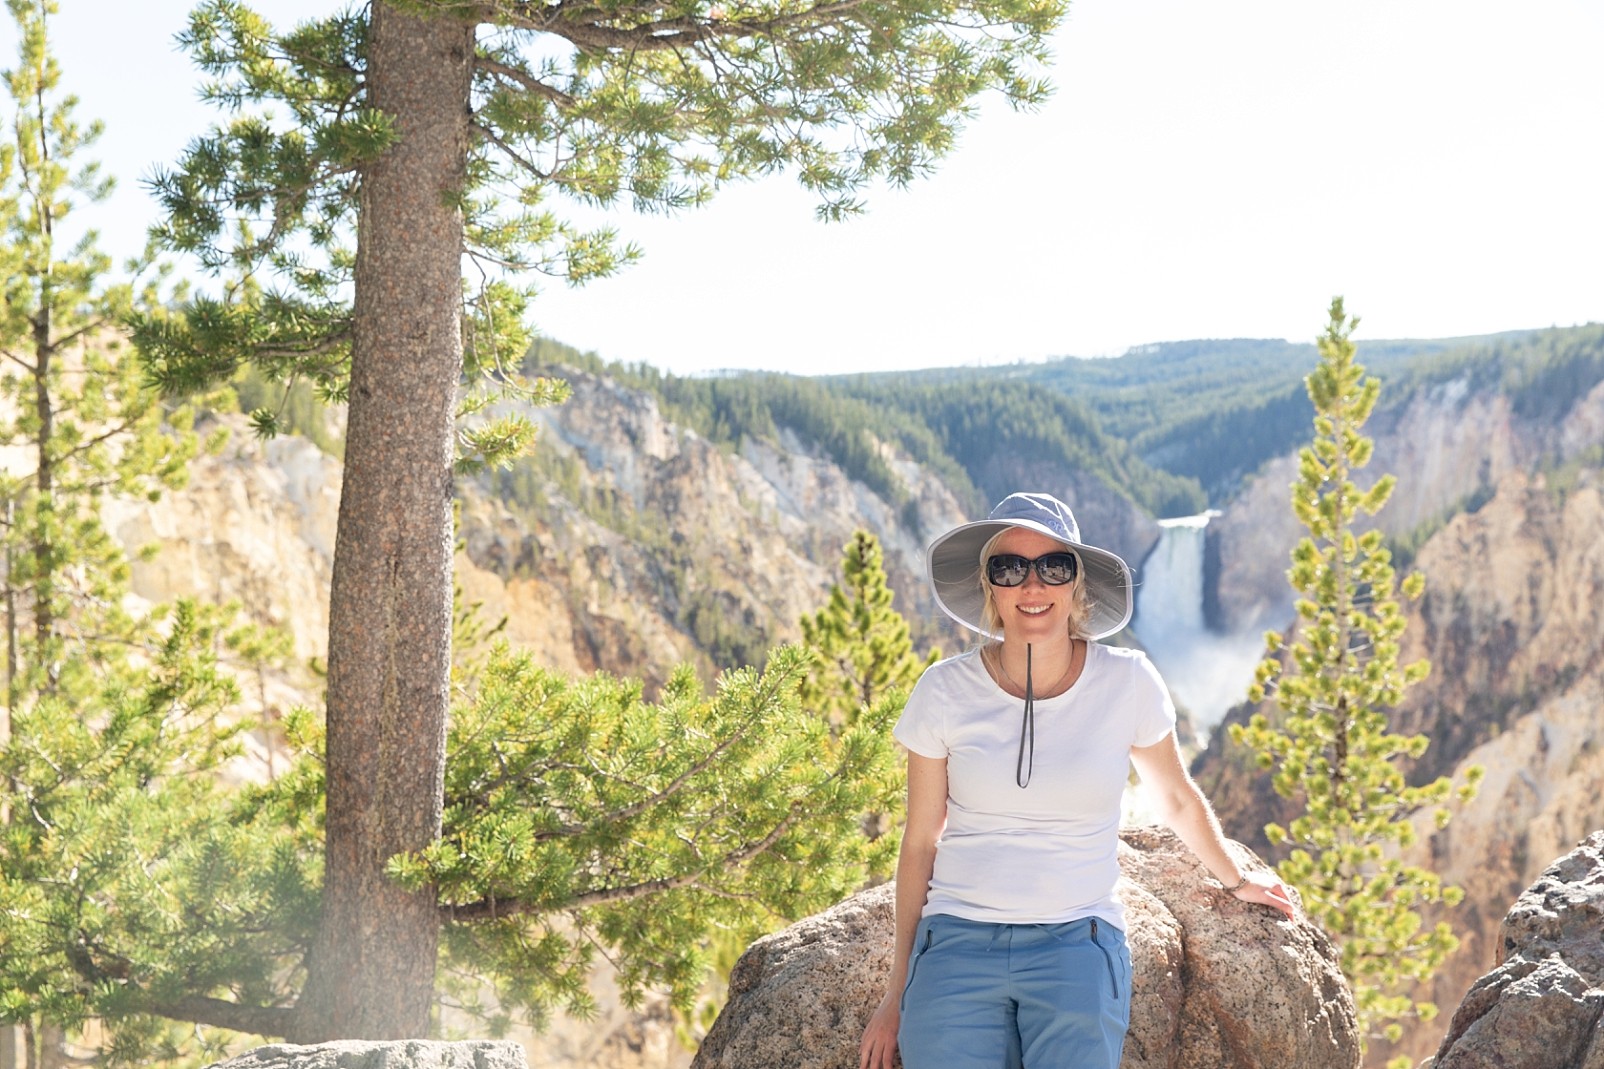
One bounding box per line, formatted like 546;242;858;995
893;642;1176;928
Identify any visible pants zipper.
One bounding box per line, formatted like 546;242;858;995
899;925;934;1013
1090;919;1119;999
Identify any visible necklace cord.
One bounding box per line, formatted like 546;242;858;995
1016;643;1034;788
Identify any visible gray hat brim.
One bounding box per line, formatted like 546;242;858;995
928;518;1134;641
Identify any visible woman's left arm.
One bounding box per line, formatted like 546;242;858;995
1130;731;1298;920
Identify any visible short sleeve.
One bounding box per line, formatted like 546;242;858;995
893;663;949;759
1129;651;1178;748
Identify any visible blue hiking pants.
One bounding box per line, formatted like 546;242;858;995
897;913;1131;1069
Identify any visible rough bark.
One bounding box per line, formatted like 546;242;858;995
291;1;474;1042
31;308;53;657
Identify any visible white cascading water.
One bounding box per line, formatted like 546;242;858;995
1131;512;1265;738
1136;514;1209;654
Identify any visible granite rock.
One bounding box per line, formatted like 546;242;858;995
1431;831;1604;1068
204;1042;526;1069
693;826;1358;1069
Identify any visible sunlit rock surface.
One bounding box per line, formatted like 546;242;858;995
205;1042;525;1069
1430;831;1604;1068
693;827;1358;1069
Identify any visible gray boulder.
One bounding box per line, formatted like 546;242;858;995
693;825;1358;1069
1431;830;1604;1068
205;1042;527;1069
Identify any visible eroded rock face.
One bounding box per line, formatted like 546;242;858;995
1431;831;1604;1068
692;827;1358;1069
1371;471;1604;1066
106;419;342;668
462;368;982;687
1211;375;1604;635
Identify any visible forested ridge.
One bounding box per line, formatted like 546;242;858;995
527;323;1604;518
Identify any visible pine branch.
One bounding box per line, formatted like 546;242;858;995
0;346;38;374
444;804;802;920
46;316;117;354
146;996;297;1039
476;56;575;108
493;0;874;53
471;121;553;182
544;696;778;837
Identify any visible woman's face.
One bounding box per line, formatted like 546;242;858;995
987;527;1077;646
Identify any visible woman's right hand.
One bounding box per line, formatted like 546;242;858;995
859;991;901;1069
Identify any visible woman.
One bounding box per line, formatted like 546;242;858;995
859;492;1297;1069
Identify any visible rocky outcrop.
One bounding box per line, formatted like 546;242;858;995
692;826;1358;1069
1430;832;1604;1068
1395;470;1604;782
204;1042;526;1069
458;369;959;689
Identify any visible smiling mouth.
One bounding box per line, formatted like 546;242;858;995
1019;605;1052;616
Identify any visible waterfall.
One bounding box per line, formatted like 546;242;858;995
1132;512;1263;736
1136;514;1209;652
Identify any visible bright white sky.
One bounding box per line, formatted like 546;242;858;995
14;0;1604;376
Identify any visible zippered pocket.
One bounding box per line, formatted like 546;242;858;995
899;924;935;1013
1090;919;1119;1000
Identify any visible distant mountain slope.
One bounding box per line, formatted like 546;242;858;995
838;335;1455;438
1212;325;1604;635
1105;325;1597;500
527;339;1202;525
535;324;1602;519
824;375;1204;518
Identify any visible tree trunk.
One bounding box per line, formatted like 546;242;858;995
292;0;473;1042
32;308;54;674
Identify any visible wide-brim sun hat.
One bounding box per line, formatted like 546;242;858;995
928;491;1134;641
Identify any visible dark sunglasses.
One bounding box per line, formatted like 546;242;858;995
986;551;1079;588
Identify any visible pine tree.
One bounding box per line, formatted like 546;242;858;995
0;18;918;1038
0;4;295;1064
129;0;1066;1038
1229;299;1482;1066
0;0;206;697
799;529;937;727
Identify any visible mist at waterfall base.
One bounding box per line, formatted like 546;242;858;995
1131;514;1266;739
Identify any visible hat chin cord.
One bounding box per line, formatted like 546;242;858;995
1016;643;1035;788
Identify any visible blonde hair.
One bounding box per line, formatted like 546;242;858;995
976;529;1093;641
